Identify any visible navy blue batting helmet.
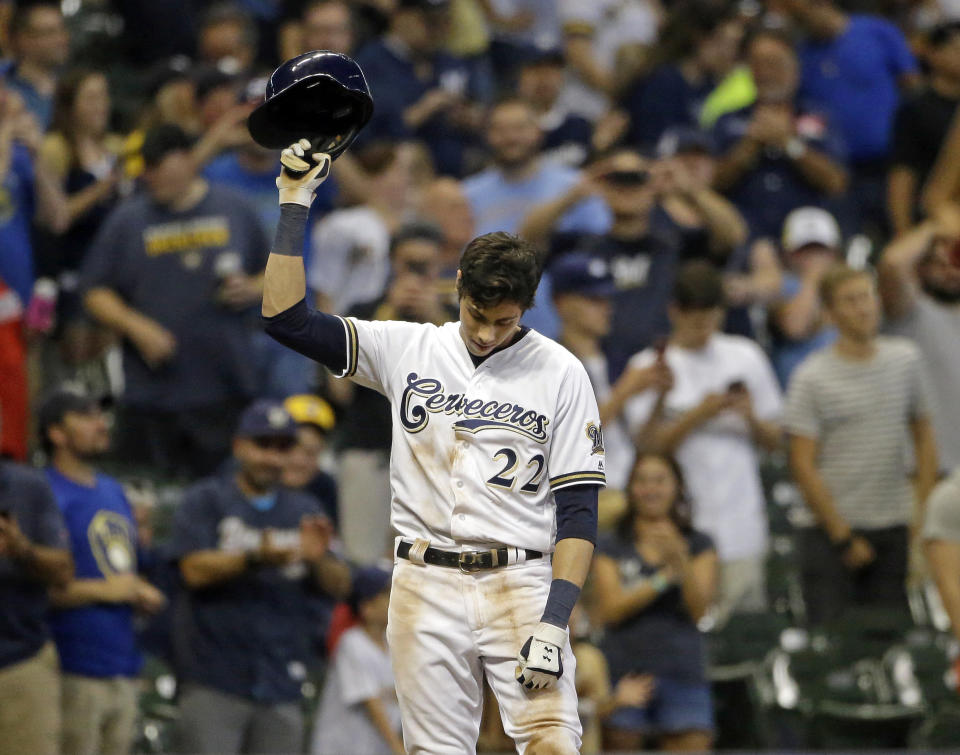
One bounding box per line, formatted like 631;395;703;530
247;50;373;160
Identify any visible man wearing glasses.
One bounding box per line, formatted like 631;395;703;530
171;399;344;754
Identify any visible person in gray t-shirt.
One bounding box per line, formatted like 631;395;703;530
785;264;938;625
879;217;960;471
923;468;960;660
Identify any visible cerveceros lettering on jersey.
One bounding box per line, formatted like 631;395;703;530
399;372;550;443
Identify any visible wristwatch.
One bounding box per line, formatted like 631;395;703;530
786;137;807;160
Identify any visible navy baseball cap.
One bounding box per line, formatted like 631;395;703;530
399;0;450;10
349;565;392;609
551;254;617;298
235;399;298;439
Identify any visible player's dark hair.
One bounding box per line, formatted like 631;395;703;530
457;232;542;311
672;260;725;310
616;452;693;542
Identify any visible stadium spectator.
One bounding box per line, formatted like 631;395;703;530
197;3;258;75
311;565;402;755
516;50;593;168
0;77;68;311
711;29;848;241
41;388;166;755
888;21;960;236
591;452;718;751
557;0;661;121
81;124;268;478
309;143;417;315
37;69;125;383
551;253;671;493
0;453;72;755
482;0;563;86
620;6;743;152
523;148;741;377
0;278;27;461
768;207;841;388
922;466;960;685
879;210;960;472
282;393;340;527
783;0;919;235
786;264;938;626
2;0;69;128
354;0;487;177
418;176;475;302
171;399;346;754
463;96;610;336
624;262;781;622
333;222;457;564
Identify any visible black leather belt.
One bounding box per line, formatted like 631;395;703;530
397;540;543;572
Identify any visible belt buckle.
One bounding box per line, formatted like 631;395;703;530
459;551;480;573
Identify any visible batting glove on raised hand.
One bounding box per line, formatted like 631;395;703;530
277;139;331;207
515;622;567;691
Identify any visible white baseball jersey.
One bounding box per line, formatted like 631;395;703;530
335;318;606;553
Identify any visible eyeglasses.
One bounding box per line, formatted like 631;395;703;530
250;436;296;451
602;170;650;187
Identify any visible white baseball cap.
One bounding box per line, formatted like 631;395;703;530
782;207;841;253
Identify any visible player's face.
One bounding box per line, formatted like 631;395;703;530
234;436;293;492
459;296;523;357
630;456;679;521
282;426;324;490
52;408;111;459
826;274;880;342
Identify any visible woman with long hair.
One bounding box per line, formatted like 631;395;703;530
591;452;718;752
39;68;125;368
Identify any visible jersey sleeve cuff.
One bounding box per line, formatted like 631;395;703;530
549;471;606;491
335;316;359;379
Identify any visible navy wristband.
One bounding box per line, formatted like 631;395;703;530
272;204;309;257
540;578;581;629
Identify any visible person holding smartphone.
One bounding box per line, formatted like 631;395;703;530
624;261;783;624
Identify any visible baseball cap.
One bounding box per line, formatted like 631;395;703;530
38;387;108;440
145;55;193;97
782;207;841;254
193;65;237;101
141;124;195;168
235;399;298;440
349;565;392;609
551;253;617;298
656;126;715;159
520;47;566;68
283;394;336;433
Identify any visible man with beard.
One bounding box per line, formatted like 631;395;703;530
879;212;960;472
41;388;167;755
171;400;340;754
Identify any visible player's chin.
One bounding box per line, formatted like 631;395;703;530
468;340;496;356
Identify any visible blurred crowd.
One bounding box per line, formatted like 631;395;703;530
2;0;960;753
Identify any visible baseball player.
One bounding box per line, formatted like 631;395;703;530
262;142;604;754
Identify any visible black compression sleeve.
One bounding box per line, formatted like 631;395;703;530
262;299;347;373
273;204;309;256
554;484;599;545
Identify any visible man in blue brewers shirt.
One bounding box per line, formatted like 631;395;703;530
781;0;920;235
41;388;167;755
172;399;349;754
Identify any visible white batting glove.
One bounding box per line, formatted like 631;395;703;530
277;138;331;207
515;622;567;691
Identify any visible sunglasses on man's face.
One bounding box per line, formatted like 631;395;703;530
251;436;296;451
602;170;650;187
